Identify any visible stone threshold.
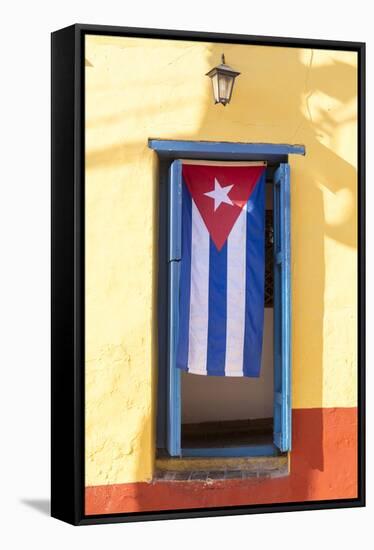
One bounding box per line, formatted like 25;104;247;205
153;454;289;482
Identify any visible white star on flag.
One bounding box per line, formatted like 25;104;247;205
204;178;234;211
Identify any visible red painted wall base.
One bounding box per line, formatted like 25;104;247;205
85;407;357;515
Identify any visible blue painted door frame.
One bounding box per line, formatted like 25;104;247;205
149;140;300;457
273;164;292;452
166;160;182;457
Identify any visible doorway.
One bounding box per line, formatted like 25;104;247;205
150;139;294;460
180;181;274;453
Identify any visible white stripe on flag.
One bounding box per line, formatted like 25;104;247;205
188;201;210;374
225;207;247;376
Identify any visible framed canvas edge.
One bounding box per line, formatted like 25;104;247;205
51;23;366;526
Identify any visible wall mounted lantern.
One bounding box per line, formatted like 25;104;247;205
206;54;241;106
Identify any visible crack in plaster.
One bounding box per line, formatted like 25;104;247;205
291;49;315;141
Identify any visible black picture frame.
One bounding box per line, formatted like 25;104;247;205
51;23;365;526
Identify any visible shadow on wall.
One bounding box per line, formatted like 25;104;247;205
85;41;357;508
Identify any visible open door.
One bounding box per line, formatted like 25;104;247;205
273;163;292;452
165;158;291;457
167;160;182;456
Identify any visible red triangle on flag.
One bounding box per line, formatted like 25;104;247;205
182;163;265;251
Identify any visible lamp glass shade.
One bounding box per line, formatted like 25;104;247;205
211;73;219;103
218;73;234;104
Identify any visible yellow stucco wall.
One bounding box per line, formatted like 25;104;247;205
85;36;357;486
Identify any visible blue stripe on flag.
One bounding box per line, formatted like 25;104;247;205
176;179;192;371
243;171;266;377
206;239;227;375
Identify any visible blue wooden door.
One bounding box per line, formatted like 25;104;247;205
273;163;292;452
166;160;182;456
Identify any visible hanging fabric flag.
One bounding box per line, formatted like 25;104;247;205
176;161;266;377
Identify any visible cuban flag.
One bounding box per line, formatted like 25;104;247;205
176;161;266;377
